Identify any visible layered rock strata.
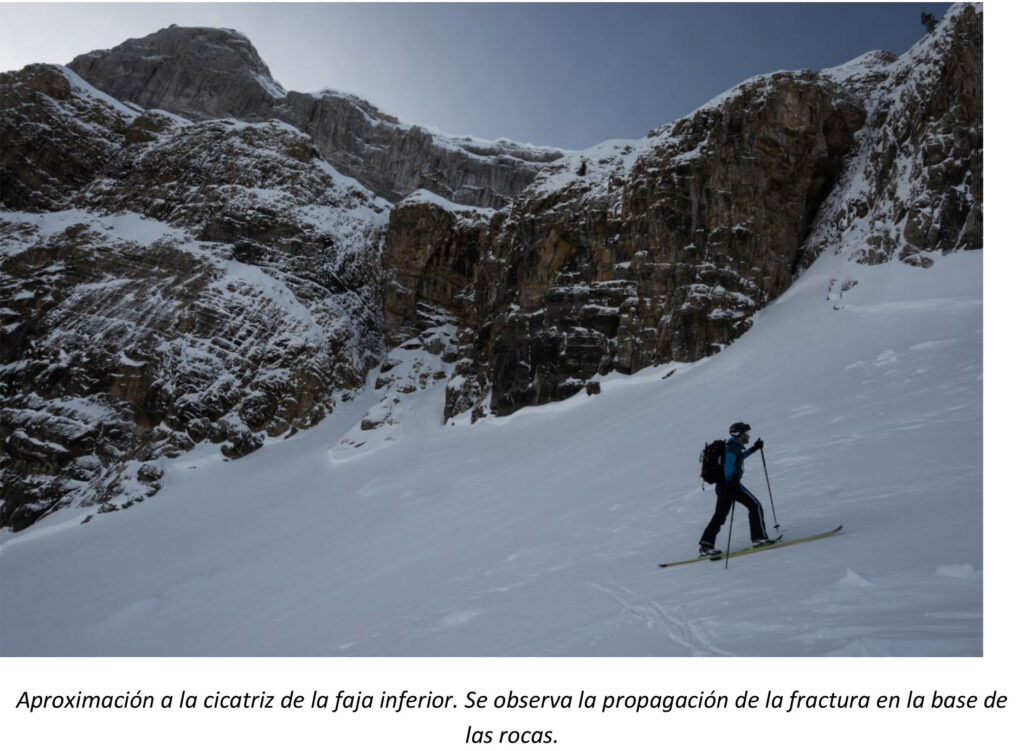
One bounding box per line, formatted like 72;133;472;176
1;64;388;530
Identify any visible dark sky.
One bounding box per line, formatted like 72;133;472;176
0;2;955;149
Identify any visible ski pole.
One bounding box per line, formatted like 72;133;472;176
760;448;780;532
724;501;737;570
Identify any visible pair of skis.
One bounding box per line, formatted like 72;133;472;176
658;525;843;568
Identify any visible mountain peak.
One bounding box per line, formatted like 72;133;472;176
68;24;286;118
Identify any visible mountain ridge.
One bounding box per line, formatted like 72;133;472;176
66;24;565;209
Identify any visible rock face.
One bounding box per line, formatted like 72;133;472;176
66;25;285;120
67;25;564;208
382;191;495;348
379;4;982;421
276;93;562;209
429;73;865;419
1;5;982;531
1;65;388;530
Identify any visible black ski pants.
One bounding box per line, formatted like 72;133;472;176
700;480;769;547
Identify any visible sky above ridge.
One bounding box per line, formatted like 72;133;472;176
0;2;953;149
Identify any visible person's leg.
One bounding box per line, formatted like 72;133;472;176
699;484;734;548
734;483;769;541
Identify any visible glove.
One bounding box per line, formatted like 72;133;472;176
753;438;764;451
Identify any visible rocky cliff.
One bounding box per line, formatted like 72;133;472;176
380;4;983;422
439;72;864;419
1;5;982;530
67;25;564;209
1;65;388;530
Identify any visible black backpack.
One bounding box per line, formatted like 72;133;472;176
700;440;726;485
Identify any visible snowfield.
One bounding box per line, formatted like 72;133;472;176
0;246;982;656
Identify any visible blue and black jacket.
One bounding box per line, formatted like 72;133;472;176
723;437;757;482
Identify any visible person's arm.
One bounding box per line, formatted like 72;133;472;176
724;445;739;480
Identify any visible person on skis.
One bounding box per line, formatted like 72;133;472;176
699;422;774;557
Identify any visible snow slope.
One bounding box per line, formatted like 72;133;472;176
0;246;982;656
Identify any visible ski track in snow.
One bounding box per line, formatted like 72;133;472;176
588;582;734;656
0;249;982;656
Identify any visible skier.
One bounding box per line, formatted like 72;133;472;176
699;422;774;557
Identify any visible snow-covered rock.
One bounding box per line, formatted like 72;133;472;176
809;3;982;264
1;64;388;530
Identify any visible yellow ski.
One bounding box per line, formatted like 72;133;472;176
658;526;842;568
